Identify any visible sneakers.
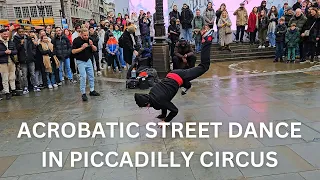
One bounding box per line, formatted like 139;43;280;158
58;82;63;86
262;46;266;48
97;71;102;76
89;91;100;96
53;84;58;88
23;87;29;95
48;85;53;89
34;86;41;92
181;87;191;96
5;93;12;100
69;79;77;83
258;45;262;49
82;94;88;101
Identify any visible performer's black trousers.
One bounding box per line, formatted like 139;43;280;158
171;42;211;89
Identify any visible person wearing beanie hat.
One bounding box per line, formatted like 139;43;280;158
274;17;287;62
134;36;213;123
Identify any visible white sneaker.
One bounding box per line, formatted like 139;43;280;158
48;85;53;89
258;45;262;49
268;45;272;48
306;60;310;63
262;46;266;48
122;66;127;70
272;46;276;48
107;66;111;70
58;82;62;86
23;88;29;95
53;84;58;88
97;71;102;76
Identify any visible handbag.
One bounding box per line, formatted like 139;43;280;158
225;26;232;34
304;21;316;37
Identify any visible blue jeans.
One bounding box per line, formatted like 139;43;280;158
59;58;73;81
268;32;276;46
142;35;152;48
117;48;126;67
275;42;284;60
181;28;192;42
195;42;201;52
76;59;95;94
46;72;56;86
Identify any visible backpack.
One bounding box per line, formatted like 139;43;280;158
118;34;124;48
126;79;139;89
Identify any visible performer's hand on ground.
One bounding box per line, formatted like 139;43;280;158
156;114;166;119
158;120;170;128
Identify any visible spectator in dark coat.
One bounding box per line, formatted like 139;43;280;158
139;16;151;48
172;39;196;70
121;25;139;65
89;26;101;74
180;3;194;42
292;0;303;11
169;5;180;20
258;0;268;14
0;29;18;99
168;17;181;57
274;17;287;62
13;28;38;94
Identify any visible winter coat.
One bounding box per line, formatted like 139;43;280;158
180;6;194;29
258;1;268;14
285;28;300;47
203;8;215;26
218;17;233;46
275;23;287;42
292;2;302;11
278;7;285;19
247;12;258;32
284;14;294;26
168;19;180;43
174;41;194;58
89;32;99;47
258;16;269;30
13;35;36;64
216;10;223;25
0;39;17;64
233;7;248;26
139;18;151;36
106;37;119;54
192;16;205;30
301;16;319;43
51;35;72;60
169;10;180;20
288;14;307;31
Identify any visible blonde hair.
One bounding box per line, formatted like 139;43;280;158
80;28;88;33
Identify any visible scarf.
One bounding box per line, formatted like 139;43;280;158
268;13;276;33
40;41;60;73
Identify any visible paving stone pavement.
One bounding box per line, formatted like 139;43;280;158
0;68;320;180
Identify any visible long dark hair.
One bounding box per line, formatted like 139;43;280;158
268;6;278;17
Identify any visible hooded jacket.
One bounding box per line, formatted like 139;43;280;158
285;28;300;47
169;9;180;20
180;4;194;29
168;18;180;43
13;35;36;64
258;1;268;14
234;7;248;26
135;76;180;122
51;35;72;60
0;38;17;64
275;23;287;42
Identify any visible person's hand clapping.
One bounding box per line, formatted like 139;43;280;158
82;43;89;49
89;40;93;46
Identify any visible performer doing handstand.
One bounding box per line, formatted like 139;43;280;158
134;29;213;122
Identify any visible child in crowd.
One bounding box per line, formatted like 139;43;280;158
106;32;121;72
274;17;287;62
285;23;300;63
258;10;269;48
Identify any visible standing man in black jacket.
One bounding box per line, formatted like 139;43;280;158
134;32;213;123
13;28;39;94
169;5;180;20
293;0;303;11
89;26;101;75
0;29;18;99
180;3;194;42
52;27;74;84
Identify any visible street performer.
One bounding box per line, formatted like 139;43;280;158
134;29;213;123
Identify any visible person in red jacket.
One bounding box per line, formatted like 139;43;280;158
247;7;259;45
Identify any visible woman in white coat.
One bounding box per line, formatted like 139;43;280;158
218;10;233;51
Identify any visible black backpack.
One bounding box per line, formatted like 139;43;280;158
118;34;124;48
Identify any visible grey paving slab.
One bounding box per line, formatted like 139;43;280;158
237;146;314;177
288;142;320;168
82;166;136;180
94;127;141;146
299;170;320;180
306;122;320;132
164;138;213;156
220;104;258;118
46;137;95;151
0;138;51;157
281;119;320;142
0;177;19;180
208;132;264;151
245;94;280;103
18;168;85;180
63;145;117;170
190;155;244;180
2;150;69;177
247;173;305;180
137;158;195;180
0;156;17;177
